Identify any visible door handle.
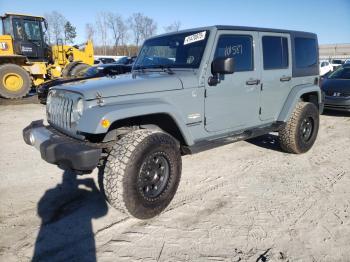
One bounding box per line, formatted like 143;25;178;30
280;76;291;82
246;79;260;85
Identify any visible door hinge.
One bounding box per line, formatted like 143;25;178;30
204;117;207;125
260;83;263;91
259;107;262;115
204;89;207;98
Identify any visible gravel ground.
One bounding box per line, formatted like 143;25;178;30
0;103;349;262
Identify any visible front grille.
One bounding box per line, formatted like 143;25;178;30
325;90;350;97
46;90;80;134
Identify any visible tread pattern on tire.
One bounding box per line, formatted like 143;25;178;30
103;129;160;216
279;101;318;154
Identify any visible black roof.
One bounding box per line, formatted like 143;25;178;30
214;25;316;37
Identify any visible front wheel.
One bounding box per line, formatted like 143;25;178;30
102;129;182;219
279;102;319;154
0;64;31;99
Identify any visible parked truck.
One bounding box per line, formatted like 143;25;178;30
24;25;322;219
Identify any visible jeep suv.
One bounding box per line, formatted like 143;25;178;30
23;26;322;219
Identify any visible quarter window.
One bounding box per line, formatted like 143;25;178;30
262;36;289;69
295;37;317;68
214;35;253;72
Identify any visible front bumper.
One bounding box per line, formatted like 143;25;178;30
324;96;350;112
23;120;102;171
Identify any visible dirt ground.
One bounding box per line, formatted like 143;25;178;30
0;100;349;262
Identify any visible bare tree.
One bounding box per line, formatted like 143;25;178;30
141;17;157;41
96;12;109;55
85;23;95;42
128;13;144;47
44;11;67;44
106;13;128;55
129;13;157;47
164;21;181;33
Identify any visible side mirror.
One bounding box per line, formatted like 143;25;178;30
208;57;234;86
212;57;235;75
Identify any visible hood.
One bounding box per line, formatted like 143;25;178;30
321;78;350;94
53;72;184;100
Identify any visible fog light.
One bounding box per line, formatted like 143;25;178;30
29;132;35;145
101;119;110;129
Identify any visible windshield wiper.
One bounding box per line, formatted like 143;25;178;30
133;65;174;75
151;65;174;75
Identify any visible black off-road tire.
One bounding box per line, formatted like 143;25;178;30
69;63;90;77
279;102;319;154
0;64;31;99
103;129;182;219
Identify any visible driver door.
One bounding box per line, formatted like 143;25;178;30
204;31;261;132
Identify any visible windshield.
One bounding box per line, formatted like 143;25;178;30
23;20;42;41
134;30;209;69
116;57;128;64
328;66;350;80
76;67;101;77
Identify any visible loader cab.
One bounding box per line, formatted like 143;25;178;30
1;13;49;61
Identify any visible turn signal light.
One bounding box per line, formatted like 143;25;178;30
101;119;110;129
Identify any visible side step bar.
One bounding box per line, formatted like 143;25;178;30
182;122;285;155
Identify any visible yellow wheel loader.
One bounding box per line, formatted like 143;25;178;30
0;13;94;99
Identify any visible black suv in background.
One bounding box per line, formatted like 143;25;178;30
322;64;350;112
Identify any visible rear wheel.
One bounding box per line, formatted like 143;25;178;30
0;64;31;99
279;102;319;154
102;129;182;219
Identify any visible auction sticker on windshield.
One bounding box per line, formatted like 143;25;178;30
184;31;206;45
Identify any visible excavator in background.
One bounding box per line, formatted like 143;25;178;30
0;13;94;99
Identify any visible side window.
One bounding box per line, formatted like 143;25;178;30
3;18;11;35
321;62;326;67
262;36;289;69
214;35;253;72
13;19;24;40
295;37;317;68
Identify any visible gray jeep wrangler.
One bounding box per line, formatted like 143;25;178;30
23;26;322;219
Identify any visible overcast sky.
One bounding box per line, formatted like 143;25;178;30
1;0;349;44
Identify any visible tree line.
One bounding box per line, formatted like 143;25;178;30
44;11;181;56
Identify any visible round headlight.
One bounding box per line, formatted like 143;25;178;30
76;98;84;116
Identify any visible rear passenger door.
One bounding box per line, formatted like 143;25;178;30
259;33;292;121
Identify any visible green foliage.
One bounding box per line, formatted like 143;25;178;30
64;21;77;44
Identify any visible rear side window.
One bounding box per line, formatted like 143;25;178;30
295;38;317;68
214;35;253;72
262;36;289;69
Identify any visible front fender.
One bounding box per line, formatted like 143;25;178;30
278;84;322;122
77;98;194;145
